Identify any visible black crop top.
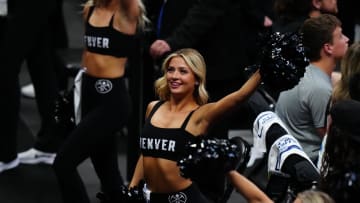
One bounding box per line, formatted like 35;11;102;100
84;6;137;58
139;101;198;161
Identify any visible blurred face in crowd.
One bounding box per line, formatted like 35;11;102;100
314;0;338;14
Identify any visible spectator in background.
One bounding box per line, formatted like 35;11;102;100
331;42;360;103
272;0;338;34
317;42;360;169
319;99;360;202
275;14;349;163
267;0;339;100
317;44;360;203
310;0;338;17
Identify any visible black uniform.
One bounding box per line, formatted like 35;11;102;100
52;6;135;203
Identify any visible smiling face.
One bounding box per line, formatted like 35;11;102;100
155;48;208;104
166;56;197;98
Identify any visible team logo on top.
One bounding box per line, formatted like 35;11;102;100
95;79;113;94
168;192;187;203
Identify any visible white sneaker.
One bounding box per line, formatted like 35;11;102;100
18;148;56;165
21;83;36;98
0;158;20;173
268;134;316;176
247;111;289;167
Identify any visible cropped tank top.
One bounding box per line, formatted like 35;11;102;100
140;101;198;161
84;6;137;58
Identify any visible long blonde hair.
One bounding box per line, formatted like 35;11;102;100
332;42;360;103
154;48;209;105
83;0;149;30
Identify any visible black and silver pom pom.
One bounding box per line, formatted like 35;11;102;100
177;137;250;178
246;31;309;92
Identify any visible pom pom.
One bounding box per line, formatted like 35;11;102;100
246;31;309;92
177;137;250;178
53;89;75;132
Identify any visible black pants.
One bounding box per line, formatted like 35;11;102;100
0;0;59;161
53;74;131;203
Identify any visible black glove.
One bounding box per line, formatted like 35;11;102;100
96;181;146;203
120;181;146;203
